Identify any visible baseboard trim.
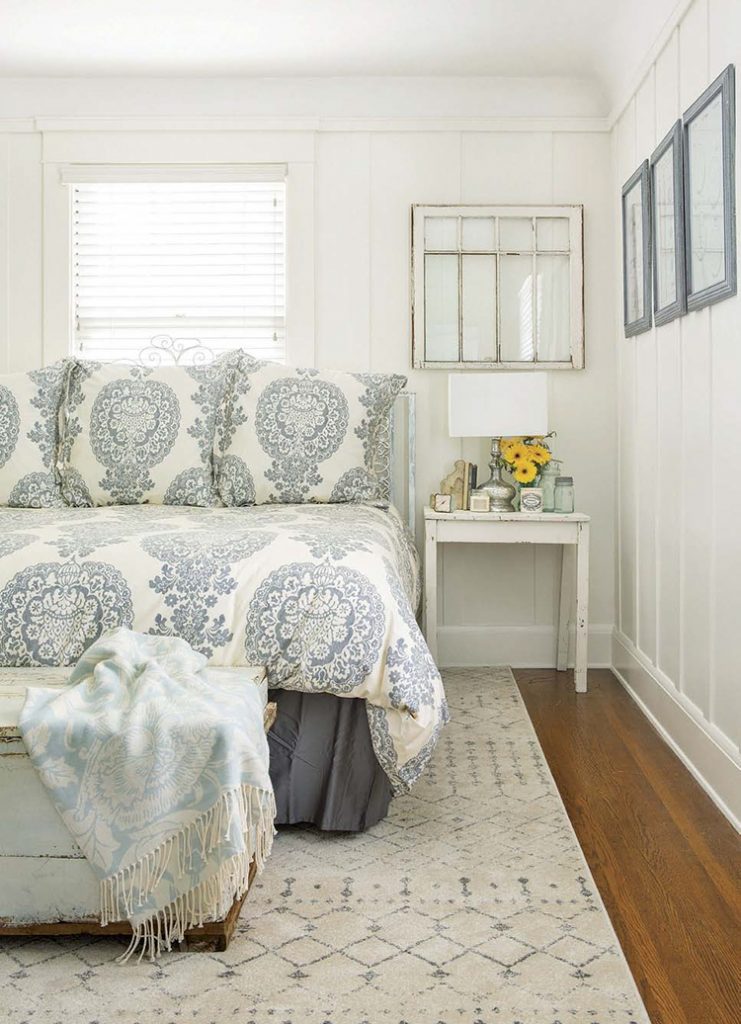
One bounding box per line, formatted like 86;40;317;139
437;624;612;669
611;630;740;832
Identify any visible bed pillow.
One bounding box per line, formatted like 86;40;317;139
0;361;68;507
58;356;237;506
215;356;407;505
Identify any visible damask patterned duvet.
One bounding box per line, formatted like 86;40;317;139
0;503;447;792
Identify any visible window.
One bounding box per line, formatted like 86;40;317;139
411;204;584;369
68;166;286;363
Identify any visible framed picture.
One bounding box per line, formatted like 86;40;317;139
683;64;737;311
622;160;652;336
651;121;686;325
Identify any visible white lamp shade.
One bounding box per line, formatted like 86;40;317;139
448;372;549;437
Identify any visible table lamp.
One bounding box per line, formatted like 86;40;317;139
448;372;549;512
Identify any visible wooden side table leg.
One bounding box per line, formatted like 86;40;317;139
424;522;439;663
575;521;590;693
556;544;570;672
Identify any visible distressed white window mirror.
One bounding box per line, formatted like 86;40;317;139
411;204;584;370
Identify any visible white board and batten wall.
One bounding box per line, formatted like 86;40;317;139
612;0;741;828
0;79;617;676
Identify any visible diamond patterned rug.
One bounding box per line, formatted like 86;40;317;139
1;667;649;1023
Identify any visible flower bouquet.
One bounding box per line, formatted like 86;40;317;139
499;436;553;485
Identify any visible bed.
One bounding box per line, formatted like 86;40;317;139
0;496;447;824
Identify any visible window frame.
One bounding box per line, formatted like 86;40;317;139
42;148;315;368
67;168;287;364
411;203;584;370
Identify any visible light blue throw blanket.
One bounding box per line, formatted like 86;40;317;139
19;628;275;960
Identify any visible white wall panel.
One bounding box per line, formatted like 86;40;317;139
635;333;657;661
654;32;680;136
679;311;713;716
655;323;682;684
613;0;740;824
8;135;43;373
0;137;8;374
461;132;553;203
678;0;709;110
315;133;371;370
709;301;741;745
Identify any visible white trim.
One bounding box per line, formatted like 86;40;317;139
612;629;741;832
0;119;36;134
21;115;611;135
436;624;613;670
607;0;695;128
42;155;315;368
58;162;286;183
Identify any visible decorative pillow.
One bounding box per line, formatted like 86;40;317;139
215;357;407;505
59;356;237;506
0;361;68;507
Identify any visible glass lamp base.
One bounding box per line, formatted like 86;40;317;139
477;474;516;512
479;437;516;512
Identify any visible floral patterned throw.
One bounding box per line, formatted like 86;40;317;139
19;628;275;961
0;503;447;793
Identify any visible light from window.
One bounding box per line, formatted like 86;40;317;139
71;180;285;363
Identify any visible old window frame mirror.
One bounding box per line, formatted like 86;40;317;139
622;160;652;337
682;63;737;311
411;204;584;370
650;120;686;326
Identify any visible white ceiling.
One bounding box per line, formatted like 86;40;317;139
1;0;678;107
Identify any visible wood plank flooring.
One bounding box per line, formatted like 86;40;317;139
515;668;741;1024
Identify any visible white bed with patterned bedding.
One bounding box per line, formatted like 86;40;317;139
0;502;447;794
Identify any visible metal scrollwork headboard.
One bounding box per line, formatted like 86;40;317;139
138;335;215;368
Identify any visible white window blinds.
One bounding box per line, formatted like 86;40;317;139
70;171;286;363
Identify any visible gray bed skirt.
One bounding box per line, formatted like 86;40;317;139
268;689;393;832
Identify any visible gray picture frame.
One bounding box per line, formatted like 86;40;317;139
622;160;652;337
650;121;686;326
682;64;736;311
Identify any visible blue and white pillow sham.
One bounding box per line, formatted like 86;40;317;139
0;362;68;507
215;356;407;505
58;356;237;506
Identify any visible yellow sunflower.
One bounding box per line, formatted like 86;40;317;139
528;444;551;466
513;460;538;484
503;442;529;466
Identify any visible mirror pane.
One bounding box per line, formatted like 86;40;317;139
425;216;458;251
654;147;677;308
461;217;495;251
424;254;459;360
688;93;725;292
500;255;534;361
536;217;570;251
499;218;533;251
624;181;645;322
462;255;496;361
536;255;570;360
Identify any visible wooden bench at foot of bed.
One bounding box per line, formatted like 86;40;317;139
0;666;274;953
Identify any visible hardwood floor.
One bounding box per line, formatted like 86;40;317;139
515;668;741;1024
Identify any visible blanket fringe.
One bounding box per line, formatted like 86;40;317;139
99;784;276;963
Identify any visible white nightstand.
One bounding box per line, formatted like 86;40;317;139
423;507;591;692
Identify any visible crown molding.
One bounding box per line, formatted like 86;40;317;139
12;114;612;135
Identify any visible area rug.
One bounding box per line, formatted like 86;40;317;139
0;667;649;1024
